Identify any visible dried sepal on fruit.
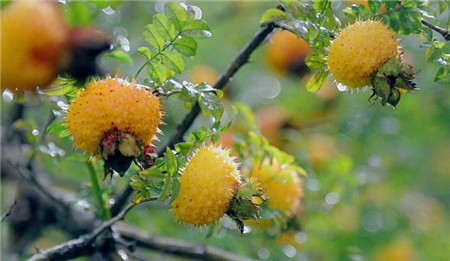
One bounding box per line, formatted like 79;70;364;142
65;77;162;177
327;19;417;107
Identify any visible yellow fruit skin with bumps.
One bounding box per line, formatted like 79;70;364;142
172;145;240;226
66;78;161;154
250;159;303;219
328;20;398;89
1;0;68;93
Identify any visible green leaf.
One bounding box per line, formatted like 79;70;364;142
165;147;178;177
215;89;223;98
342;7;357;20
170;178;180;203
234;102;258;130
313;0;330;13
153;14;177;41
161;51;185;74
46;121;66;135
180;83;200;103
138;47;152;59
434;67;450;84
143;24;165;51
259;8;288;24
173;37;197;56
401;0;419;8
191;130;207;142
175;142;193;155
368;0;381;14
198;92;224;121
147;61;167;83
183;20;212;39
164;1;187;30
388;11;400;32
306;69;329;92
438;1;447;13
158;178;173;202
130;176;146;190
44;83;74;96
131;192;145;204
140;167;166;178
104;51;133;64
398;8;422;34
66;1;92;27
305;53;326;70
382;0;397;9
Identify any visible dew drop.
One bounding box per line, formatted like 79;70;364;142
258;248;270;260
337;83;347;92
2;89;14;102
325;192;340;205
295;232;307;244
102;6;116;15
202;30;212;38
283;245;297;258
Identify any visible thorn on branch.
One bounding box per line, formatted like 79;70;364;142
1;200;17;222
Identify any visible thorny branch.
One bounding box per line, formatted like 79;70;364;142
421;19;450;41
117;225;258;261
27;203;137;261
1;200;17;222
158;22;277;154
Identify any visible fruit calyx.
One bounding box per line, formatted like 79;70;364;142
100;130;154;178
371;55;418;108
226;178;267;233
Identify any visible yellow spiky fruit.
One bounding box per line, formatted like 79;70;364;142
249;159;303;219
1;0;68;93
328;20;399;89
65;78;161;154
172;145;241;226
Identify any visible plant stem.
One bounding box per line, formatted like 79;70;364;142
86;161;110;220
133;32;182;82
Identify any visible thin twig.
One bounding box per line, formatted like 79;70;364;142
1;200;17;222
158;22;277;154
117;225;257;261
27;203;137;261
5;160;67;209
421;19;450;41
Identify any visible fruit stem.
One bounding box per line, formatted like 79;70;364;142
86;161;111;220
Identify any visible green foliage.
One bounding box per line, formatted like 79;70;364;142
104;51;133;65
306;69;328;92
135;1;211;84
260;8;288;24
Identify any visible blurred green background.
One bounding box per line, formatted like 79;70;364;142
1;1;449;260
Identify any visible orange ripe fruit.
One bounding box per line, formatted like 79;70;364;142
265;29;312;76
1;0;68;93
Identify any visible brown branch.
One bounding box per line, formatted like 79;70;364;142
158;22;277;154
117;225;257;261
421;19;450;41
27;203;137;261
1;200;17;222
